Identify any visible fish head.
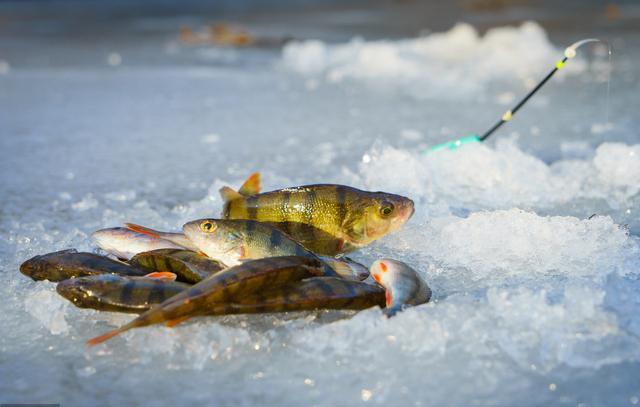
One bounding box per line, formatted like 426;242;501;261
369;258;398;290
370;258;430;309
19;249;78;280
182;219;244;264
346;193;414;246
56;275;121;306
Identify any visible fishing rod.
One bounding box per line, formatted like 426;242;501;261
426;38;608;153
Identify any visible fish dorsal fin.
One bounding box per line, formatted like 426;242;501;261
125;223;161;238
219;186;244;203
238;172;261;196
144;271;177;282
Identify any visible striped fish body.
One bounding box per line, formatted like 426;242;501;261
87;256;326;344
221;184;415;256
182;219;340;277
56;274;191;313
20;250;147;282
205;277;385;315
130;249;226;284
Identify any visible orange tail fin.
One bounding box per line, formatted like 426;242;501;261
144;272;177;282
238;172;261;196
125;223;161;238
87;326;127;346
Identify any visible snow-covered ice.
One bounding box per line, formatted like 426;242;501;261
2;3;640;406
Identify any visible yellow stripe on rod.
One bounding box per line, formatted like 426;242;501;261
555;60;566;69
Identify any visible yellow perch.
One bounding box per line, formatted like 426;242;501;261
220;173;415;255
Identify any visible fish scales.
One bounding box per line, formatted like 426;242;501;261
56;275;190;313
204;277;385;315
221;178;415;256
87;256;326;344
130;249;226;284
20;250;147;282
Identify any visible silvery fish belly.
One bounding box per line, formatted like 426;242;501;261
219;173;415;256
92;227;187;260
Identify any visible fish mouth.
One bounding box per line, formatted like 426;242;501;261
403;199;415;220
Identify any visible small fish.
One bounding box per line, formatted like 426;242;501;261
208;276;385;315
181;218;339;277
92;227;189;260
370;259;431;316
57;274;190;313
129;249;226;284
220;173;415;255
87;256;325;345
20;249;147;282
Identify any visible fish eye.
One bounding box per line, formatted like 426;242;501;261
379;202;395;217
200;220;217;233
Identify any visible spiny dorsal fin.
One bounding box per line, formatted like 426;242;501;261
124;223;161;238
144;272;177;282
219;186;244;203
238;172;261;196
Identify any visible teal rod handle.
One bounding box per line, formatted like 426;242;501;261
424;135;481;154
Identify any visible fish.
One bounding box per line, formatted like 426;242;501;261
57;274;191;313
92;227;192;260
208;276;385;314
219;173;415;255
20;249;147;282
87;256;325;345
129;249;227;284
181;218;340;277
369;259;432;316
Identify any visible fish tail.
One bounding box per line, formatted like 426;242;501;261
124;223;161;238
318;256;355;279
86;317;143;346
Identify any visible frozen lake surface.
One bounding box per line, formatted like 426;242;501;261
1;2;640;406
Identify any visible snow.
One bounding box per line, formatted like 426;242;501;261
1;4;640;406
282;21;584;99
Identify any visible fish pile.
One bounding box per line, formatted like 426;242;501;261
20;173;431;345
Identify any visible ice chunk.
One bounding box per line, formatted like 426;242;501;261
24;288;70;335
594;142;640;190
358;139;640;215
282;22;580;98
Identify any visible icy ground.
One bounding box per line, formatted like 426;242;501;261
2;3;640;406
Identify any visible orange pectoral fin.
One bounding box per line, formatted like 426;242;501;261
124;223;161;238
144;272;177;282
238;172;261;196
385;291;392;308
165;316;191;328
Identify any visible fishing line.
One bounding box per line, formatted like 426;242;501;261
426;38;611;153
